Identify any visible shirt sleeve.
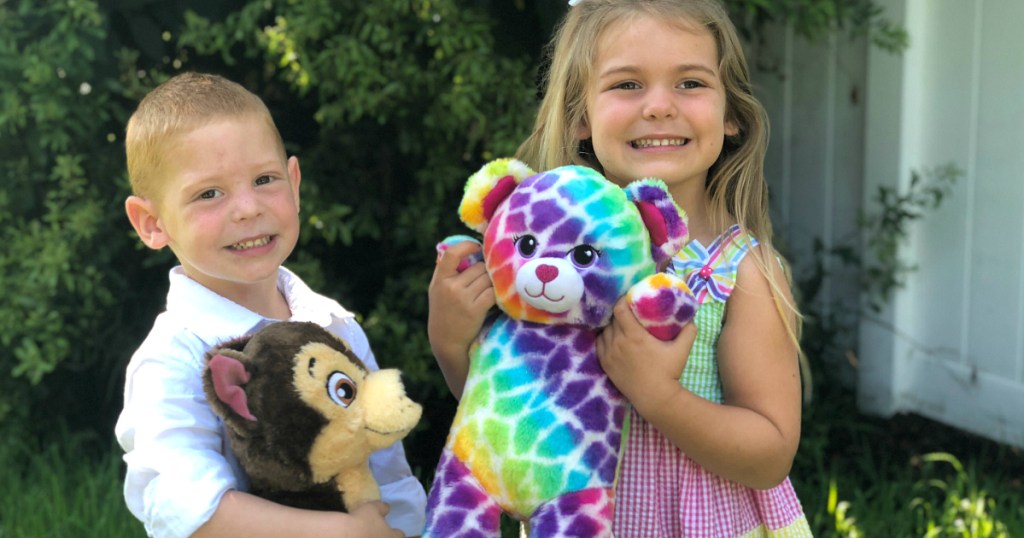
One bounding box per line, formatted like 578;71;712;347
115;346;238;538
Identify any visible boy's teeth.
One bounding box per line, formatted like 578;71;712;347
632;138;686;148
231;236;271;250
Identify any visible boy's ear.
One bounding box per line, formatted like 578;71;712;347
287;156;301;210
125;195;170;250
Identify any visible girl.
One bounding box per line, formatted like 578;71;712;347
429;0;812;535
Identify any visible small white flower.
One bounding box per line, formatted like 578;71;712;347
79;82;92;95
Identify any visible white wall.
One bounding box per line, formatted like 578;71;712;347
754;23;867;380
756;0;1024;449
858;0;1024;448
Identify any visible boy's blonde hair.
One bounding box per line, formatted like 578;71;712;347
125;72;285;201
517;0;808;393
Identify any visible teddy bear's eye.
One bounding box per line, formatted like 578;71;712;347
514;234;539;258
569;244;600;267
327;372;357;408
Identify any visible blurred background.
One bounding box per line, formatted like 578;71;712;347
1;0;1021;536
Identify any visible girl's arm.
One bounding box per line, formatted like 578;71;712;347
427;240;495;399
192;492;403;538
598;250;802;489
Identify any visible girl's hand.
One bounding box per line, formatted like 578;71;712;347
597;296;697;412
428;240;495;398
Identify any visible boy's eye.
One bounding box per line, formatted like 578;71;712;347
254;175;274;186
198;189;222;200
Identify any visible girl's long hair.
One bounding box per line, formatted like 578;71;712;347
517;0;810;399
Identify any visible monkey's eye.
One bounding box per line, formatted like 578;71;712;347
327;372;357;408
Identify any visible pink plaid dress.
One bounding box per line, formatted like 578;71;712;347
614;225;811;537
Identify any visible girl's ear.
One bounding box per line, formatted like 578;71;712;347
125;196;170;250
725;116;740;137
576;117;591;140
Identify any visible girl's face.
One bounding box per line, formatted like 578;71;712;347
152;115;302;299
580;15;736;198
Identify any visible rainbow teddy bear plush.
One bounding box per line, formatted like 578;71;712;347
423;159;697;537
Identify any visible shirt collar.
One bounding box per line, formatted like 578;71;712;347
164;266;354;346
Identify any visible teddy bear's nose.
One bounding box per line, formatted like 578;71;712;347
535;264;559;283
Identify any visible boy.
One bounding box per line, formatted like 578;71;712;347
115;72;426;538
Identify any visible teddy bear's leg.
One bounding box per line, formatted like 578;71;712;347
528;487;614;538
423;448;503;538
627;273;697;341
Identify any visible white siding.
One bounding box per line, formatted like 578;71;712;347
756;0;1024;448
859;0;1024;448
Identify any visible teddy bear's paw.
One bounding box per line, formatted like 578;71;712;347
627;273;697;341
436;235;483;272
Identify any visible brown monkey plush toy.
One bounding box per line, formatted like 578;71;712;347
202;321;422;511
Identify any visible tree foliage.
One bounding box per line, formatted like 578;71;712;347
0;0;904;476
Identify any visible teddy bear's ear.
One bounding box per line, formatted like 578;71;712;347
458;158;535;233
208;351;258;422
625;178;689;266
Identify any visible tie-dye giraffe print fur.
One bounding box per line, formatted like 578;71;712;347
425;159;697;537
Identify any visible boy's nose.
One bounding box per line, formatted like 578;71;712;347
232;192;262;221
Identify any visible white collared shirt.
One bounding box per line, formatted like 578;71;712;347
114;266;426;537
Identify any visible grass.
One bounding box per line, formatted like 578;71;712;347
791;382;1024;536
0;429;141;538
1;387;1022;537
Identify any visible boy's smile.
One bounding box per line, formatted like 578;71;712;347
581;15;737;201
143;114;302;307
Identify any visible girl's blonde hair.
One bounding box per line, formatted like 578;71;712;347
516;0;809;397
125;72;284;201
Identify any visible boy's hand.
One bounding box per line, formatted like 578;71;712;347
428;241;495;397
597;296;696;410
347;501;402;538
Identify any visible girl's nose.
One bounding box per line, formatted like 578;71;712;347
643;87;677;120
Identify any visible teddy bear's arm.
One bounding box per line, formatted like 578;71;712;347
627;273;698;341
335;463;381;509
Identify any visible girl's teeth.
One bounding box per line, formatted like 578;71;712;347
633;138;686;148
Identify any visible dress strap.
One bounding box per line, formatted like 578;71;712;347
671;224;757;304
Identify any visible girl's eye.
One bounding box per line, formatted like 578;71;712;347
613;81;641;91
569;245;599;267
254;175;274;186
681;80;704;90
515;235;539;257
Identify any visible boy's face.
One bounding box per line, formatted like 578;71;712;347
136;114;301;299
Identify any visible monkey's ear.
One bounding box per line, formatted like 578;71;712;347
207;353;257;422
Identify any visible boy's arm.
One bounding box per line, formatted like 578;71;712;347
192;492;402;538
427;241;494;399
116;350;242;538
